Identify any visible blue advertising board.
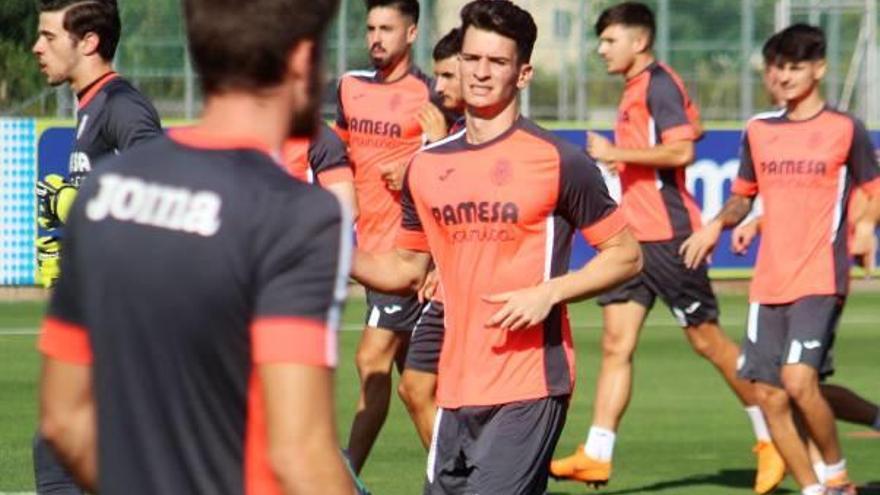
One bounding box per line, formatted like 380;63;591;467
0;123;880;285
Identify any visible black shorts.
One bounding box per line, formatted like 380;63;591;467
597;237;719;327
405;300;445;373
424;395;568;495
737;295;843;388
364;288;425;332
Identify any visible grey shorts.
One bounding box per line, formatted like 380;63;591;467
737;295;843;387
405;300;445;373
364;288;425;332
597;237;719;327
424;395;568;495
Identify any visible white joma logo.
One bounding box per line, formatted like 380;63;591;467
803;340;822;350
383;305;403;315
86;173;221;237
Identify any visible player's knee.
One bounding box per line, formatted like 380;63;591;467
781;374;817;404
355;344;393;376
756;387;789;416
398;375;430;410
601;330;636;362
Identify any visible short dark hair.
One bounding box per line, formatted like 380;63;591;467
39;0;121;61
762;32;782;65
595;2;655;48
365;0;419;24
184;0;338;95
433;28;462;61
773;23;826;64
460;0;537;64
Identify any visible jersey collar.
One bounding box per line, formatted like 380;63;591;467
77;71;119;110
168;127;275;157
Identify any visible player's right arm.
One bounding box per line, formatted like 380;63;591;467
253;190;354;495
351;166;432;293
681;132;757;268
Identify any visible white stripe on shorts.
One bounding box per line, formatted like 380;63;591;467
747;302;759;343
367;306;380;327
426;408;444;483
787;340;803;364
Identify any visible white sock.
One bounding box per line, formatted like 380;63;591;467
801;484;824;495
813;461;827;484
745;405;772;442
872;409;880;431
824;459;846;480
584;426;616;462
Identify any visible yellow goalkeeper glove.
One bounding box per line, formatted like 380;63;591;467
36;174;77;229
36;236;61;289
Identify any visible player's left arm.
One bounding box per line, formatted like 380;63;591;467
485;154;642;331
105;92;163;151
588;71;699;169
846;118;880;273
253;189;354;495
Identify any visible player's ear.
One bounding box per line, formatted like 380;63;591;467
287;39;315;84
406;22;418;45
813;59;827;80
516;62;534;90
79;31;101;57
632;28;651;54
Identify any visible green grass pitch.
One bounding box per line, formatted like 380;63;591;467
0;292;877;494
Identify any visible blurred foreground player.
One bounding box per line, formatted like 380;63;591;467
36;0;356;494
353;1;642;492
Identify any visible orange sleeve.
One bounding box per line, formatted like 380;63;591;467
332;125;350;144
38;318;92;365
581;209;628;246
660;124;698;143
396;229;430;252
732;178;759;197
316;167;353;186
251;317;335;367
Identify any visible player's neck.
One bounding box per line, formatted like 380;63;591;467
786;88;824;121
465;97;519;145
377;51;413;83
197;93;289;154
70;59;114;94
624;53;655;80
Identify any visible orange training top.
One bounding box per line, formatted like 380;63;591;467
336;67;432;253
733;107;880;304
397;117;626;408
614;61;702;241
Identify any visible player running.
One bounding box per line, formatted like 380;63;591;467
681;23;880;495
353;1;642;492
397;27;466;450
550;3;784;492
36;0;355;493
729;27;880;489
31;1;161;492
335;0;438;475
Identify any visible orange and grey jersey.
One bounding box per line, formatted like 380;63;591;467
335;67;433;253
397;117;626;409
281;122;352;186
69;72;162;186
733;107;880;304
38;128;350;495
615;61;702;241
